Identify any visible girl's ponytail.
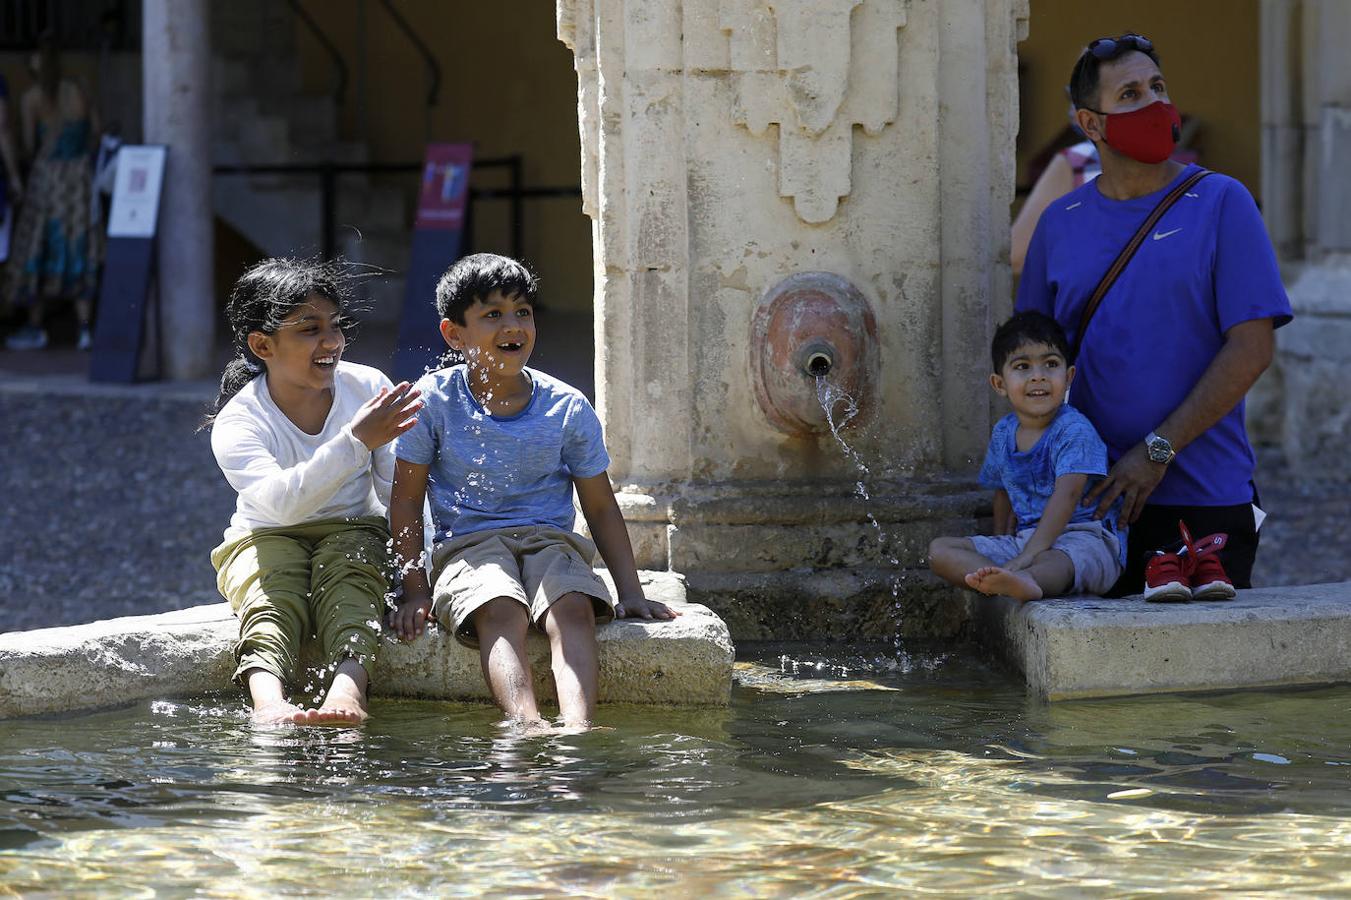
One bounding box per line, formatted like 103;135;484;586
201;356;263;430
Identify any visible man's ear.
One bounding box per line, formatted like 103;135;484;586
1074;107;1105;144
439;317;461;350
989;372;1007;397
246;331;273;361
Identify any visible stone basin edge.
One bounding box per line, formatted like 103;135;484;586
973;580;1351;702
0;571;735;719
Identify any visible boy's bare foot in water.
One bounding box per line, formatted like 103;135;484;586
965;566;1044;601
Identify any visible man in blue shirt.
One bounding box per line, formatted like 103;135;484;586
1016;34;1292;595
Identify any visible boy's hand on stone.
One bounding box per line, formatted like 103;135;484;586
351;382;423;451
615;595;680;620
390;593;431;642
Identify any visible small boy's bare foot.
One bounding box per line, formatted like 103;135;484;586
965;566;1043;601
251;701;308;725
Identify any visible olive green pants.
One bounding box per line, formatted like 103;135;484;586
211;517;389;689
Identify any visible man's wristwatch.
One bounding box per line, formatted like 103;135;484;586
1145;431;1175;465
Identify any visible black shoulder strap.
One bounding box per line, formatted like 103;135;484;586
1073;168;1211;358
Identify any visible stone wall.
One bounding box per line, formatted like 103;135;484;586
1260;0;1351;477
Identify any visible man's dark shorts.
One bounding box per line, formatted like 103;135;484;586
1108;493;1261;597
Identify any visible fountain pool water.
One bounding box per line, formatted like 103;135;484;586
2;644;1349;895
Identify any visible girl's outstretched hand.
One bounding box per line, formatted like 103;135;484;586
351;382;423;450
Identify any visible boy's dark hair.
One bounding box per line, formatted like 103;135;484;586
1068;34;1162;112
434;253;539;324
991;311;1073;372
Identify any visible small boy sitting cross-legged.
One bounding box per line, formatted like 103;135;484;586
929;312;1125;601
388;253;678;730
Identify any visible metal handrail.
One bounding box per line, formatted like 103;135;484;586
376;0;440;110
286;0;348;105
211;156;581;261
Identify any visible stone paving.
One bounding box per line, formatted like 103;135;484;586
1;375;1346;636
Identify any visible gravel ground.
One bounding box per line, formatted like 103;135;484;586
2;382;236;633
1;380;1346;635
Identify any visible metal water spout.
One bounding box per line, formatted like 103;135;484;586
751;272;879;436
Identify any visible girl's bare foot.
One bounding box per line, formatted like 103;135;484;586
251;700;309;725
964;565;1043;601
301;679;368;726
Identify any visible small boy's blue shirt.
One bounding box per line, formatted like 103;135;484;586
394;365;610;543
979;405;1119;536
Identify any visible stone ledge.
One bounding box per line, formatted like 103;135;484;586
972;581;1351;701
687;568;970;640
0;572;734;719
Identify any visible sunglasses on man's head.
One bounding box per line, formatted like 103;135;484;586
1086;33;1154;59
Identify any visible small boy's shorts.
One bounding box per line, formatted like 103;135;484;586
430;525;615;648
969;521;1123;595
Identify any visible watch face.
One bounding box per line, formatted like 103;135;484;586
1147;439;1171;463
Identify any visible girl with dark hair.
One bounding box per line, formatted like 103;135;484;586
207;258;422;725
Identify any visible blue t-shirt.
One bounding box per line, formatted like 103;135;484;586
979;405;1115;535
394;365;611;543
1016;164;1292;506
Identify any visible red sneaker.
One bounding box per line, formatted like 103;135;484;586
1188;530;1235;600
1143;542;1191;602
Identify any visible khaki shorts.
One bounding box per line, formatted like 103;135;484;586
969;520;1124;596
430;525;614;648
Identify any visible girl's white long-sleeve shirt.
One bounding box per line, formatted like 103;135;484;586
210;361;395;542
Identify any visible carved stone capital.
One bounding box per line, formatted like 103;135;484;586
721;0;907;223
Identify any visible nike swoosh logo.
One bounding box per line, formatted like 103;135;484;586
1153;228;1182;241
1184;192;1200;198
1065;201;1082;210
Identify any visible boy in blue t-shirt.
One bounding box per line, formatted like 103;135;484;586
388;253;677;728
929;312;1124;601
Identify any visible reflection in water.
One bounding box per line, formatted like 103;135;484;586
1;644;1350;895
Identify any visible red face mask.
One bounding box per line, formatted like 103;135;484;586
1096;101;1181;164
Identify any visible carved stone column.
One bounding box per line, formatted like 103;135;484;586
558;0;1029;638
144;0;214;380
1260;0;1351;478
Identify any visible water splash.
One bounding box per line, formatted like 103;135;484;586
815;375;906;642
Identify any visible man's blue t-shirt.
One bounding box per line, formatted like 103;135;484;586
394;365;611;543
1016;164;1292;507
979;404;1116;534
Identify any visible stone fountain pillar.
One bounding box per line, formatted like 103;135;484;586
558;0;1029;639
1259;0;1351;480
